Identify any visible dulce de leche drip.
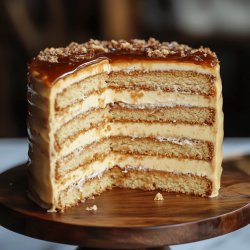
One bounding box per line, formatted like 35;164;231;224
29;38;219;86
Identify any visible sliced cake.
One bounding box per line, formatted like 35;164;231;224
27;38;223;211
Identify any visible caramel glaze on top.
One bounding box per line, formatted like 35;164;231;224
29;38;219;86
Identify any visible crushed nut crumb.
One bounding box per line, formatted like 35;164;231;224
86;204;98;211
36;38;218;66
154;192;164;201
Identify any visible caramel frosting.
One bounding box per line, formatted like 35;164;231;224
29;38;218;85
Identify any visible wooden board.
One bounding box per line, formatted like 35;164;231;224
0;158;250;249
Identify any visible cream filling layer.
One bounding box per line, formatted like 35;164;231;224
110;60;218;75
54;122;215;159
54;88;214;129
55;153;212;195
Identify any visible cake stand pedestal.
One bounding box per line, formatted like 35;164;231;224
0;157;250;250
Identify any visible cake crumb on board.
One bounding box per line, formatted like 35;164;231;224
86;204;98;211
154;192;164;201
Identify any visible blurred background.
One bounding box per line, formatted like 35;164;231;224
0;0;250;138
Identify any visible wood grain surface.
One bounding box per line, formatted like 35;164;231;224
0;157;250;249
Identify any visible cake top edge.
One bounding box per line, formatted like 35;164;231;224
36;38;218;65
29;38;219;86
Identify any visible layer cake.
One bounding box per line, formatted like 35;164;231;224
27;38;223;212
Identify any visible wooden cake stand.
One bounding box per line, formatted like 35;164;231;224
0;157;250;250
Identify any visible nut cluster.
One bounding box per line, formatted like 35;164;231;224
37;38;217;64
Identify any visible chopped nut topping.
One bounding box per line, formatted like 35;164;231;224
36;38;218;66
86;204;98;211
154;192;164;201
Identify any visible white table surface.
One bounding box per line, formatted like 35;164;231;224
0;138;250;250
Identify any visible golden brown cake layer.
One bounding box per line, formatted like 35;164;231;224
55;104;215;151
56;166;212;211
54;89;215;130
55;73;108;110
108;71;215;96
54;70;216;111
55;136;213;179
111;103;215;125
